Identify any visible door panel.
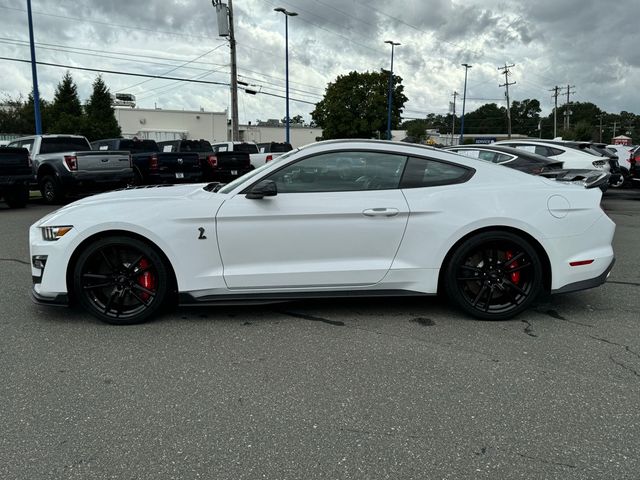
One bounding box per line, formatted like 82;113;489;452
216;190;409;289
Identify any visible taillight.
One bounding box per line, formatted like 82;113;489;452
207;154;218;168
266;154;273;162
149;154;159;171
63;155;78;171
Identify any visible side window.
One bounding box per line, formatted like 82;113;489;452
495;153;515;164
454;149;480;159
534;146;551;157
548;147;564;157
514;144;537;154
7;141;21;148
21;141;33;153
264;151;407;193
477;151;498;163
400;157;473;188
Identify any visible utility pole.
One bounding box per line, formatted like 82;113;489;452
598;114;604;143
451;91;458;146
550;86;560;138
212;0;239;141
498;63;516;139
26;0;42;134
562;84;576;131
459;63;472;145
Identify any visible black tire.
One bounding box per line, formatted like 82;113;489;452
40;175;65;204
444;231;543;321
4;184;29;208
73;236;170;325
609;168;629;189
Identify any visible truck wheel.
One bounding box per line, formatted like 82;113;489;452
4;184;29;208
40;175;65;204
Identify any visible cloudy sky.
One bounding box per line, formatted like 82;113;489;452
1;0;639;126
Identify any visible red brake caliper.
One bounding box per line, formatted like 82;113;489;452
137;258;156;301
505;250;520;284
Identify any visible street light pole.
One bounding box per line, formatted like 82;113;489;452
385;40;400;141
26;0;42;134
459;63;472;145
274;7;297;145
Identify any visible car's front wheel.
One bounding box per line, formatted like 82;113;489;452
444;231;543;320
73;236;169;325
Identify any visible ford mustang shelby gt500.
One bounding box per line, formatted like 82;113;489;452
29;140;615;325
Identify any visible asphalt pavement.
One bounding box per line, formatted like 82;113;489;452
0;189;639;479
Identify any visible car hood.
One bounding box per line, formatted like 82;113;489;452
35;183;223;226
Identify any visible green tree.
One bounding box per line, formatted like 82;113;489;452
0;94;49;135
510;99;541;136
462;103;506;134
48;72;83;134
402;119;428;142
83;76;121;141
311;70;408;139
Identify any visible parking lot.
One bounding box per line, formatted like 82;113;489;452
1;189;639;479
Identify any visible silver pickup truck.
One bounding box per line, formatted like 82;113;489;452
7;135;133;204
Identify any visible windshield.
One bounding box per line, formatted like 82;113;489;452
216;149;299;194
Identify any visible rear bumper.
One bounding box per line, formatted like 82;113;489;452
59;171;134;190
552;257;615;294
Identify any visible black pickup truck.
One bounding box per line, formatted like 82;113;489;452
157;139;252;182
0;147;32;208
92;138;202;185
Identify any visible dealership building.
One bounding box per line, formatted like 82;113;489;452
114;107;323;148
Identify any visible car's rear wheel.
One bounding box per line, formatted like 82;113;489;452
73;236;169;325
444;231;543;320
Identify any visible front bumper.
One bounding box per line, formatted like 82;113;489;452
31;286;69;306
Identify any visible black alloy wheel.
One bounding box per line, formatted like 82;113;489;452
40;175;64;204
73;236;169;325
444;232;543;320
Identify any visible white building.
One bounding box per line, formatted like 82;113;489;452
114;107;228;143
114;107;323;148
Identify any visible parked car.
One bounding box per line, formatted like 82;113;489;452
257;142;293;154
157;139;252;182
607;144;632;171
444;145;564;175
211;141;287;169
0;147;32;208
29;140;614;325
630;146;640;186
7;135;132;204
92;138;201;185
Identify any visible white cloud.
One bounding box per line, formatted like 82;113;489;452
1;0;639;128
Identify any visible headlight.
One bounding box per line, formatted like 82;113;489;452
41;226;73;241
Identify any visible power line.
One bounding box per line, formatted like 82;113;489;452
0;56;317;105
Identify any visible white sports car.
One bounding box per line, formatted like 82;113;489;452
29;140;615;325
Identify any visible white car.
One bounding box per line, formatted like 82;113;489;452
494;139;611;172
606;145;633;170
29;140;616;325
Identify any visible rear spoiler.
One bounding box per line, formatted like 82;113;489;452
539;169;610;189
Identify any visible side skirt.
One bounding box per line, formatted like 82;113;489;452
178;289;432;307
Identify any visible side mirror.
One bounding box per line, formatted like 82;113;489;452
246;180;277;199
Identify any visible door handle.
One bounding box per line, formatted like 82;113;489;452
362;208;399;217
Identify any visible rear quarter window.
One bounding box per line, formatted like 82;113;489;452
400;157;474;188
